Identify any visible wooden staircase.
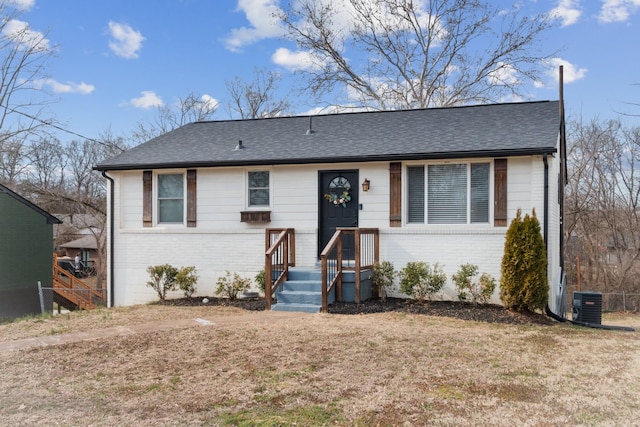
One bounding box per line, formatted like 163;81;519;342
265;227;379;313
53;255;106;311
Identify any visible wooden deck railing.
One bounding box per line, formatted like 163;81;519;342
320;228;379;312
53;254;106;310
265;228;295;310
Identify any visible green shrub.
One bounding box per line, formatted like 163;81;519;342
146;264;179;301
176;266;198;298
398;261;446;301
372;261;395;301
500;209;548;312
451;263;496;305
215;271;252;300
255;267;266;294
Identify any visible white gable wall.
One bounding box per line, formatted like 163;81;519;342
108;155;560;306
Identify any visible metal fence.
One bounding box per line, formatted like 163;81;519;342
600;292;640;313
37;284;54;314
37;284;106;314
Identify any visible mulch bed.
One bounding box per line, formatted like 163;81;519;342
160;296;555;326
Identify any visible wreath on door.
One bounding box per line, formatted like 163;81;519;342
324;190;351;207
324;176;352;207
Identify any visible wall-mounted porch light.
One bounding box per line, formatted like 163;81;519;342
361;178;370;192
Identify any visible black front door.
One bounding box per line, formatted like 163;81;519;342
319;170;359;258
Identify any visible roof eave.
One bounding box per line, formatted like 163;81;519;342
94;147;557;172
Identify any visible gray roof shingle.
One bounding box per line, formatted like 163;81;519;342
96;100;560;171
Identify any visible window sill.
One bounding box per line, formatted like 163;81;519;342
240;211;271;223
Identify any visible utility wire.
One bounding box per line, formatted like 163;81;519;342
5;106;119;148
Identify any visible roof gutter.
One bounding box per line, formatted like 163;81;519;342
101;171;115;308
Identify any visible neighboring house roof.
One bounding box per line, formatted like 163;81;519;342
53;213;103;229
95;101;561;171
0;184;61;224
59;234;100;250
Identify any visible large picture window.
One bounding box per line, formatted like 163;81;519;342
248;171;270;207
407;163;490;224
157;173;184;223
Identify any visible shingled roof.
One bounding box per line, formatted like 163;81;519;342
96;100;560;171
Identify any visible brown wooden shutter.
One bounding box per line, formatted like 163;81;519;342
143;170;152;227
389;162;402;227
494;159;507;227
186;169;197;227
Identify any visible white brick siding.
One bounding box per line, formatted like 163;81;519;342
107;155;561;307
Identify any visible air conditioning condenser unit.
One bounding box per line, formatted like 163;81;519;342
572;291;602;325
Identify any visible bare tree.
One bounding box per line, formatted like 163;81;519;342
25;136;66;190
0;4;55;145
225;68;291;119
278;0;556;110
565;118;640;310
0;135;29;186
131;92;218;145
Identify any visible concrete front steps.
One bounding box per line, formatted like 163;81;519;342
271;266;374;313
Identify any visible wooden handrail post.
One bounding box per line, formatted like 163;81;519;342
337;236;343;303
283;236;289;282
265;253;272;310
374;229;380;265
321;255;328;312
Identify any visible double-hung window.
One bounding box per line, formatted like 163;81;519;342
248;171;270;207
407;162;490;224
157;173;184;223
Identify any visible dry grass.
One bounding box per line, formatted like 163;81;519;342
1;306;639;426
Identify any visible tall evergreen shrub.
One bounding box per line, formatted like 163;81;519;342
500;209;548;312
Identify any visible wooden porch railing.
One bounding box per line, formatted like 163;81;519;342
320;228;379;312
265;228;295;310
53;254;106;310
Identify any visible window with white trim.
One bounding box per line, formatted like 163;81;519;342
407;162;490;224
248;171;270;207
157;173;184;223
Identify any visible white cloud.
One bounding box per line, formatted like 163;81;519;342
272;47;320;71
130;91;163;109
199;94;219;111
6;0;35;11
224;0;284;52
599;0;640;23
487;62;520;86
33;78;95;94
550;0;582;27
108;21;145;59
2;19;50;52
537;58;587;87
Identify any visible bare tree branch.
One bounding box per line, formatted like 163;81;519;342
131;92;218;145
278;0;557;110
225;68;291;119
0;4;56;144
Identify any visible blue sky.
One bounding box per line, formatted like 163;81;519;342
8;0;640;144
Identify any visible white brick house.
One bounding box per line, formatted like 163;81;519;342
95;101;566;310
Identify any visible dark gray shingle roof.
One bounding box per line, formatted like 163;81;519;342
96;101;560;171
